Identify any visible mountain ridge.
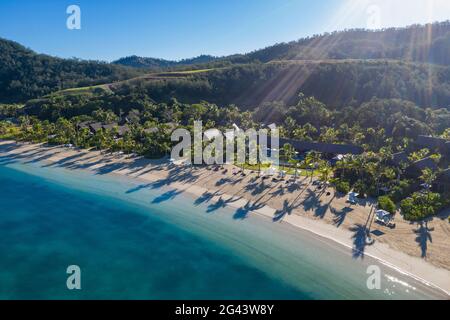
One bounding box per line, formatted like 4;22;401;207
112;54;220;69
112;21;450;68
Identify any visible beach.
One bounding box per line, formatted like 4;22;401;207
0;140;449;297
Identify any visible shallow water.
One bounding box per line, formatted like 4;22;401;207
0;156;445;299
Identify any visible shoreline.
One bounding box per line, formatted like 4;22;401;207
144;178;450;297
1;140;449;297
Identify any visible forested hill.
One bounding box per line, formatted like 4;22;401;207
230;21;450;66
112;21;450;68
0;38;143;103
3;21;450;108
112;55;219;69
107;60;450;110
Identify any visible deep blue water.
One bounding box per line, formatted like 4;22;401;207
0;158;444;299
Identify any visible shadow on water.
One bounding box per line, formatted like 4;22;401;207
126;183;154;194
152;189;183;204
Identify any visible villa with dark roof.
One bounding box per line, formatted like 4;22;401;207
77;121;130;137
391;151;409;166
416;135;450;155
277;137;364;155
405;157;439;178
434;168;450;193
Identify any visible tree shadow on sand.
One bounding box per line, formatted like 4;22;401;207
270;185;286;197
350;224;368;259
273;199;299;222
302;189;334;219
194;190;222;206
331;207;354;227
216;177;233;186
414;221;434;258
233;201;265;220
206;196;241;213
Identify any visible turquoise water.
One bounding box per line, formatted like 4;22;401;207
0;155;445;299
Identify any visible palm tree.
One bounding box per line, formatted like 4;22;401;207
319;161;333;187
303;152;318;183
256;144;263;173
282;143;295;172
419;168;437;192
289;158;301;180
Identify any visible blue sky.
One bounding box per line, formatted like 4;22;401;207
1;0;450;62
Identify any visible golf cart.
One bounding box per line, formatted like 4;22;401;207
347;192;359;205
375;210;396;229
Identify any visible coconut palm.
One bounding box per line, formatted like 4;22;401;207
319;161;333;186
420;168;437;192
303;151;318;183
282;143;295;172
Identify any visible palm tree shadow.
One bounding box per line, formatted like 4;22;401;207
194;190;222;206
206;196;241;213
273;199;297;222
302;189;334;219
350;224;368;259
414;222;434;258
151;189;183;204
331;207;354;227
233;201;265;220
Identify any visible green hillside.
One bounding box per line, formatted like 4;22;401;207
0;38;143;103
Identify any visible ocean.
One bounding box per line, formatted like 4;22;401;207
0;156;444;299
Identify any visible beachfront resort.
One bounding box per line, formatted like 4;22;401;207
1;109;449;274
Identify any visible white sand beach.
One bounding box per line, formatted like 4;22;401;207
1;140;449;297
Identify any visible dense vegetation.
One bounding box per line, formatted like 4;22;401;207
2;90;449;221
5;21;450;109
1;22;450;222
110;60;450;109
0;38;143;103
226;21;450;66
113;54;220;69
114;22;450;68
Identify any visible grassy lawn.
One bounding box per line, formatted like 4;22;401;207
239;163;320;177
58;84;111;94
165;69;215;74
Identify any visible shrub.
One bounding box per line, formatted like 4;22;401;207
335;180;350;194
400;192;442;221
389;180;413;203
378;196;396;214
353;180;367;198
367;185;379;198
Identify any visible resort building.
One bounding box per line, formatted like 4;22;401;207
391;151;409;166
435;168;450;193
278;137;364;156
416;135;450;156
76;121;130;138
405;157;439;178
